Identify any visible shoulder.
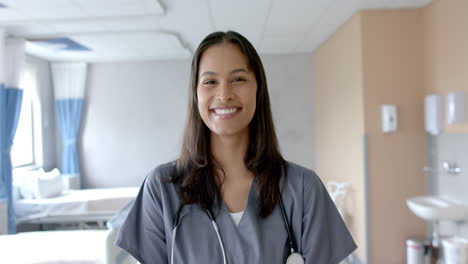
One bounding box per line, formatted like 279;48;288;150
144;160;178;186
140;160;179;204
284;161;322;190
283;161;328;208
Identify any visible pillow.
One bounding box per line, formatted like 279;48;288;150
35;168;63;198
12;168;63;199
12;168;40;200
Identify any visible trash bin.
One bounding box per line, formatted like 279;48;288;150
407;239;424;264
442;237;468;264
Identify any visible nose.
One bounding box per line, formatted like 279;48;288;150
216;81;233;102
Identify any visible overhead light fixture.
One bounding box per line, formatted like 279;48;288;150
28;38;91;52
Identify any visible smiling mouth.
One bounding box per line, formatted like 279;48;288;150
210;107;242;119
213;107;239;114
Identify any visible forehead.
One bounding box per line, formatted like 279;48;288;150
198;43;250;74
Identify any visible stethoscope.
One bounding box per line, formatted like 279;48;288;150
171;188;305;264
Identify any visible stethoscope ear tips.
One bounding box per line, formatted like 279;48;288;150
285;252;304;264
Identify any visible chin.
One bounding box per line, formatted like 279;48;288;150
211;126;248;137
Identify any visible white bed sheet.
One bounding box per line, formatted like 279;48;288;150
0;230;108;264
15;187;139;222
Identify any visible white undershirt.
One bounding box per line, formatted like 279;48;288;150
229;210;244;226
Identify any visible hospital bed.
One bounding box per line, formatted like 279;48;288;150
1;194;136;264
15;187;139;228
0;228;136;264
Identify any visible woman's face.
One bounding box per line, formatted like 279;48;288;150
197;43;257;137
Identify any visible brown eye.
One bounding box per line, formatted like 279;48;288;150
203;80;217;85
233;77;245;83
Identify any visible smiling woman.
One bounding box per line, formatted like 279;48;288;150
116;31;357;264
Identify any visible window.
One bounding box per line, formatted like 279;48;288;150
11;67;37;168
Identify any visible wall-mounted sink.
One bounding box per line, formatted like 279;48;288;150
406;196;468;222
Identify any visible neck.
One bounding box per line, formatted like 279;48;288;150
210;130;251;182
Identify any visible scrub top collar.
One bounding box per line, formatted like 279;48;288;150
218;173;259;218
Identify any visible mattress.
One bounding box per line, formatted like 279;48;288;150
15;187;139;223
0;230;109;264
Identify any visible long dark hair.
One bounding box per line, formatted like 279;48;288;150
171;31;286;218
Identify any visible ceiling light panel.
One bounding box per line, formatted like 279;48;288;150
66;32;190;61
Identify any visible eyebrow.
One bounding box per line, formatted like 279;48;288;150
199;68;249;77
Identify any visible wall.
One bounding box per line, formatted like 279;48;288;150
429;134;468;237
360;9;427;263
79;60;189;188
422;0;468;241
423;0;468;133
312;14;367;261
313;9;431;263
79;54;314;188
262;54;315;170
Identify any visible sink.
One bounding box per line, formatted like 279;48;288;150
406;196;468;222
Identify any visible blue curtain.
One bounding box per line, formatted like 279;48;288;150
0;83;23;234
55;98;83;176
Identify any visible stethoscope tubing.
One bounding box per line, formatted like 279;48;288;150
171;189;300;264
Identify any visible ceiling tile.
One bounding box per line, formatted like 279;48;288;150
9;0;435;61
266;0;330;27
44;19;108;34
47;32;192;61
8;0;75;9
0;7;27;21
73;0;163;17
294;0;360;52
260;36;298;54
7;23;60;37
263;23;312;38
103;16;161;32
208;0;271;29
139;0;166;14
158;0;213;51
361;0;394;9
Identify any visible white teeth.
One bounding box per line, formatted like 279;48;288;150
214;108;238;114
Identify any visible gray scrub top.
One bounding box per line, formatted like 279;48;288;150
116;161;357;264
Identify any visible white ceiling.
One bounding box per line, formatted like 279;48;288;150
0;0;433;62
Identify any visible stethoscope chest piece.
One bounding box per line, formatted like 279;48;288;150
286;252;304;264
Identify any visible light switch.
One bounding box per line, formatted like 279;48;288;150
381;104;398;133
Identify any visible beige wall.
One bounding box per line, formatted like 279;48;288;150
313;9;429;264
314;0;468;262
423;0;468;133
360;9;427;263
313;14;367;261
